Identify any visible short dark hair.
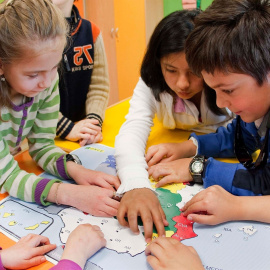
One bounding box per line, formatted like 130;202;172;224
185;0;270;85
141;10;201;101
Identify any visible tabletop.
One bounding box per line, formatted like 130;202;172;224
0;98;195;269
0;98;247;270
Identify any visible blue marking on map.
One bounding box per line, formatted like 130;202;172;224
102;155;116;169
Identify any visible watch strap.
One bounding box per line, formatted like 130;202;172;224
66;154;82;165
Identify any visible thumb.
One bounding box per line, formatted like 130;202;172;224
21;256;47;268
187;214;214;225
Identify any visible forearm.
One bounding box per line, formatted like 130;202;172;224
46;182;75;207
232;196;270;223
115;81;156;194
178;140;197;158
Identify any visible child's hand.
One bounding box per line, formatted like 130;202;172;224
1;234;56;269
56;184;120;217
61;224;106;269
182;0;197;10
146;141;196;167
145;237;204;270
181;185;238;225
66;119;102;144
148;158;193;187
67;163;120;191
79;131;103;146
117;188;168;243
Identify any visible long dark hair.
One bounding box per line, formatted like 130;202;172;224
140;9;224;115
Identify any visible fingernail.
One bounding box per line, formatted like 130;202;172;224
41;257;46;262
146;238;152;243
187;215;193;221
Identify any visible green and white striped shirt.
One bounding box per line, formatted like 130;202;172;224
0;74;69;205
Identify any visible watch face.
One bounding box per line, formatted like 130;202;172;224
191;161;203;173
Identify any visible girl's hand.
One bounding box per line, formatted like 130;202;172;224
58;184;120;217
181;185;238;225
66;119;102;144
146;141;196;167
148;158;193;187
145;237;204;270
61;224;106;269
67;163;120;191
1;234;56;269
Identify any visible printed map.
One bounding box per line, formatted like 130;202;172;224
1;144;270;270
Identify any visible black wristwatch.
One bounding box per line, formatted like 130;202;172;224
66;154;82;165
189;155;205;184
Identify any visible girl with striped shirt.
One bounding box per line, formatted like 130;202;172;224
0;0;119;218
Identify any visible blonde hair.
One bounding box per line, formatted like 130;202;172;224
0;0;69;108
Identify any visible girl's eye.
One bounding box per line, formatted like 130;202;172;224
166;68;176;73
222;89;234;94
28;74;38;78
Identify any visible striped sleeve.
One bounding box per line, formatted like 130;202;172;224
56;111;75;139
85;32;109;124
0;75;71;205
27;77;68;176
0;131;62;205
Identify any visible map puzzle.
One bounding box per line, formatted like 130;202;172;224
1;144;270;269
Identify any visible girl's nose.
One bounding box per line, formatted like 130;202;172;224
176;74;190;90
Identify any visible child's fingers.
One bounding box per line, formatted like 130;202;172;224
95;206;118;217
159;156;174;163
92;225;102;231
152;236;179;249
181;200;208;217
117;207;129;228
127;209;140;234
146;255;160;269
105;175;120;189
21;256;47;268
93;133;103;143
181;191;204;212
22;234;51;247
95;178;115;190
186;213;214;225
81;126;100;135
34;235;52;246
145;240;164;258
79;138;88;146
86;119;100;125
148;166;169;179
146;152;165;167
151;205;169;235
32;243;57;257
155;175;180;187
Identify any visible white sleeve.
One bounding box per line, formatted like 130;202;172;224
115;78;157;195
